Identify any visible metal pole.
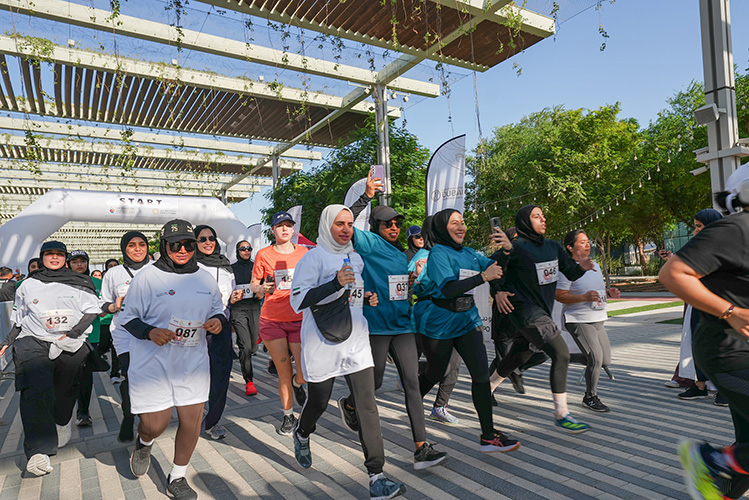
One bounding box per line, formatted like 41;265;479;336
271;154;280;190
374;84;392;206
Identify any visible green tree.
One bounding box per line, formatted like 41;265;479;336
266;118;430;243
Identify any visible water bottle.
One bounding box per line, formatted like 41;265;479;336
343;257;354;290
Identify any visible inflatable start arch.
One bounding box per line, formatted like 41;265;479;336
0;189;251;272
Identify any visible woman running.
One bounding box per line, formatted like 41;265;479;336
290;204;405;499
404;225;424;262
414;208;520;452
0;241;100;476
120;219;225;500
490;205;594;433
660;163;749;500
100;231;151;442
231;240;262;396
555;229;620;413
251;212;308;436
194;225;243;440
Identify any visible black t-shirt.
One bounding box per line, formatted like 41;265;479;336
497;236;585;324
676;212;749;373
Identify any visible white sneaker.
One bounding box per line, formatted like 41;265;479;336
26;453;53;476
205;424;227;440
664;380;681;388
111;376;123;384
57;420;72;448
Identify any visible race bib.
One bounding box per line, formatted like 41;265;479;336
349;278;364;308
168;317;205;347
535;260;559;285
39;309;75;333
591;289;607;310
234;284;254;299
388;275;409;301
274;268;295;291
116;281;131;297
459;269;479;295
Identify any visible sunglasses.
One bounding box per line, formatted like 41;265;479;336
412;234;423;239
198;236;216;243
380;220;403;229
238;246;252;252
168;241;196;253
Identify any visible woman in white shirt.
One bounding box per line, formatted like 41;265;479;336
555;230;620;413
289;205;406;500
0;241;100;476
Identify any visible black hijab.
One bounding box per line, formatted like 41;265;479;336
431;208;463;251
369;205;405;251
121;231;149;270
232;240;253;284
421;216;435;251
515;204;544;245
153;219;200;275
194;225;232;271
35;242;96;294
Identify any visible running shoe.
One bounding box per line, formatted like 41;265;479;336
118;416;135;443
429;406;459;425
413;442;448;470
369;475;406;500
555;414;590;434
268;361;277;376
508;371;526;394
714;393;729;407
582;395;610;413
664;380;681;388
167;475;198;500
337;397;359;433
293;381;307;407
111;376;123;384
26;453;53;476
245;381;258;396
76;414;93;427
130;438;153;477
678;440;732;500
205;424;228;440
293;428;312;468
57;420;72;448
479;430;521;453
277;414;297;436
678;386;709;400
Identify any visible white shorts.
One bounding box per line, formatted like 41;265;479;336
128;336;210;414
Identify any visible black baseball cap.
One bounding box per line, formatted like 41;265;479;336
67;250;90;262
271;211;296;227
40;241;68;258
160;219;197;243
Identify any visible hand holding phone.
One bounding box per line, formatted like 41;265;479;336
490;217;502;232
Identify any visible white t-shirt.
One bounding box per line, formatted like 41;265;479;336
13;278;101;343
100;263;152;355
289;247;374;383
556;261;608;323
197;262;236;318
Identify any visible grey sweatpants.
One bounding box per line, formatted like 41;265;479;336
565;321;611;397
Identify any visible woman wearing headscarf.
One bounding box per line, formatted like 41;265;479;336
230;240;261;396
490;205;594;433
290;205;406;500
0;241;100;476
405;225;424;262
414;208;519;453
337;174;447;471
119;219;225;499
660;163;749;500
100;231;152;442
194;225;243;440
27;258;41;274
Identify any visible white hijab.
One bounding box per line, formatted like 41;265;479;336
317;205;354;254
725;162;749;214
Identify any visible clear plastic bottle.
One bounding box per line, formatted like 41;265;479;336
343;257;354;290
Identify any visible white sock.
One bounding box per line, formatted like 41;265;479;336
489;371;505;392
292;378;303;388
552;393;569;419
139;436;154;446
283;408;293;417
169;464;187;482
369;472;383;485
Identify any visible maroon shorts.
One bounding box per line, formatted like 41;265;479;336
259;318;302;343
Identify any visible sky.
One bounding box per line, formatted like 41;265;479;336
229;0;749;227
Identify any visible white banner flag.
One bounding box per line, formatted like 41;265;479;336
344;177;370;231
246;223;269;260
425;135;466;216
287;205;302;245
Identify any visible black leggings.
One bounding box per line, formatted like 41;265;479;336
415;333;460;408
345;334;426;443
297;367;384;474
496;333;570;394
418;328;494;436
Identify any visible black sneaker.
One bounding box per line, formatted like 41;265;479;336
582;395;610;413
715;393;729;407
76;414;92;427
337;397;359;433
130;437;152;477
268;361;277;377
167;475;198;500
508;372;525;394
479;430;521;453
277;414;297;436
678;386;709;400
413;442;448;470
293;381;307;407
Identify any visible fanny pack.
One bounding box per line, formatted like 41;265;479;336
310;290;353;344
431;296;475;313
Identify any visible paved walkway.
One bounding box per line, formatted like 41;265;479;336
0;305;737;499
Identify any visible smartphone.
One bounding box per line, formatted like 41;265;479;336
265;273;275;294
490;217;502;232
370;164;385;182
